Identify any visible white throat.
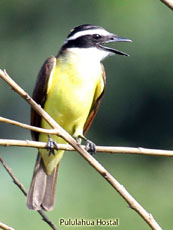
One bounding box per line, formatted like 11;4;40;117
67;47;111;63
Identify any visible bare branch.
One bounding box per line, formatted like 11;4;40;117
0;69;163;230
0;139;72;151
1;138;173;158
1;114;173;157
0;157;27;196
0;222;15;230
161;0;173;10
0;157;57;230
0;116;59;135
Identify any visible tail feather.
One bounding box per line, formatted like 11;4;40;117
27;153;58;211
41;164;59;211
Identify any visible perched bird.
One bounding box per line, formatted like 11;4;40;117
27;24;131;211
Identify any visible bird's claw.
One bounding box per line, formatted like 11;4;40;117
85;140;96;155
47;135;58;156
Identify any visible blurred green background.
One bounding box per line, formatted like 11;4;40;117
0;0;173;229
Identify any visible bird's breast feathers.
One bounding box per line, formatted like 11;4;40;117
43;55;104;134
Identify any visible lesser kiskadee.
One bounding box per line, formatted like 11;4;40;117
27;24;131;211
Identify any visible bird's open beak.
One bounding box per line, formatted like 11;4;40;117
99;34;132;56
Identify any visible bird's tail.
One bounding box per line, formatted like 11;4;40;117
26;153;59;211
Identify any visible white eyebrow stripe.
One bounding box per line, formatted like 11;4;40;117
67;28;110;41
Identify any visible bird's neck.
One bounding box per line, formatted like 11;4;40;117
57;48;104;80
58;47;110;64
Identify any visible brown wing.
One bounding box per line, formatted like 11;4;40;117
31;56;56;141
83;64;106;135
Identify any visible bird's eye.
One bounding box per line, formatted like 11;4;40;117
93;34;102;40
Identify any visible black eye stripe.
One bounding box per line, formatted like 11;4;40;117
64;35;97;49
93;34;102;39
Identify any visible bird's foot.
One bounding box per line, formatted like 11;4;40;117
77;135;96;155
85;140;96;155
47;135;58;156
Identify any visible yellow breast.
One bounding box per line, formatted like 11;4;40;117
44;53;102;135
39;52;103;174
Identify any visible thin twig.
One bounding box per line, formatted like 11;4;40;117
1;116;173;157
0;115;173;157
160;0;173;10
0;222;15;230
0;69;163;230
0;157;27;196
0;116;59;135
0;157;58;230
1;138;173;157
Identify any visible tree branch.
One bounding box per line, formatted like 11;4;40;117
1;115;173;157
160;0;173;10
0;69;163;230
0;222;15;230
0;116;59;135
0;157;58;230
1;138;173;158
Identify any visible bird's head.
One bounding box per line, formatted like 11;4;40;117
60;24;132;61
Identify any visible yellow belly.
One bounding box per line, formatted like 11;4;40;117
39;56;103;174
